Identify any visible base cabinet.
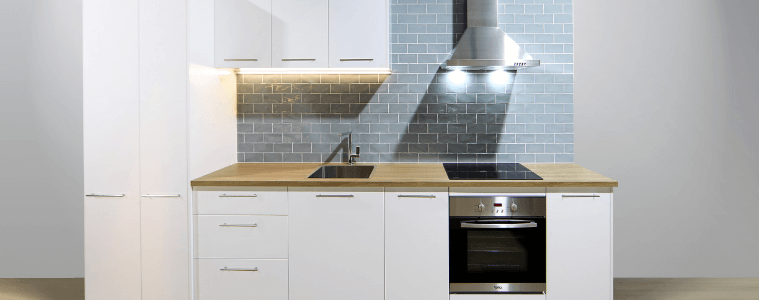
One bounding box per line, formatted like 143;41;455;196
547;188;612;300
288;187;384;300
385;188;449;300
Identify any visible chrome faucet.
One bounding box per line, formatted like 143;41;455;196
337;131;360;165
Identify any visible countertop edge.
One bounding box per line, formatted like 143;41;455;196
190;180;619;188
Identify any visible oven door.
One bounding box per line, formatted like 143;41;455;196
449;217;546;293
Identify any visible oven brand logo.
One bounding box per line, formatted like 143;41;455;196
494;285;502;290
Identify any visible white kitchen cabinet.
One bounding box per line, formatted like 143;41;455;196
139;0;189;299
214;0;272;68
328;0;389;68
196;259;288;300
194;188;288;215
271;0;329;68
385;188;449;300
83;0;141;298
546;188;612;300
288;187;384;300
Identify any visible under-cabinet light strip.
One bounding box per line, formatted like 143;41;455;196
235;68;392;75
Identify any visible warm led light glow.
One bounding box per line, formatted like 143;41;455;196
235;68;392;75
490;70;510;83
449;69;467;83
216;70;233;76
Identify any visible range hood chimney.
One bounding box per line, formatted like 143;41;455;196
445;0;540;70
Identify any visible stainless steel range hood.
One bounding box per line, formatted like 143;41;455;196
445;0;540;70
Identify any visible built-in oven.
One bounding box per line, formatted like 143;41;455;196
449;196;546;295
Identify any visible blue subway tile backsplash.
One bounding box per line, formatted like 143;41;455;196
237;0;573;163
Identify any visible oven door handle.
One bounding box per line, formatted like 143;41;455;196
460;220;538;229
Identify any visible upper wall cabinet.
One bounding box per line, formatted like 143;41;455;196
215;0;389;70
328;0;388;68
272;0;329;68
214;0;272;68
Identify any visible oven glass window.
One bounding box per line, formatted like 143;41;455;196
450;218;546;284
467;230;528;273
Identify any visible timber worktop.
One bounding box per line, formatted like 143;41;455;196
191;163;618;188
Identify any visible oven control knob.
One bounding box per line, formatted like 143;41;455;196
477;203;485;212
510;203;518;212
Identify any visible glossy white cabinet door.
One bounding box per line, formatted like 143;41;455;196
272;0;329;68
139;0;190;298
547;188;612;300
83;0;141;298
215;0;272;68
328;0;388;68
385;188;449;300
288;187;384;300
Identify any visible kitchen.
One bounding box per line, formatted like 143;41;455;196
2;0;759;300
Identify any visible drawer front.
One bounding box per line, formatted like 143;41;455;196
450;294;546;300
196;259;288;300
195;215;288;259
195;189;287;215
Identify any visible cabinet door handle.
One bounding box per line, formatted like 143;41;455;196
219;223;258;227
340;58;374;61
220;267;258;272
219;194;257;198
315;194;354;198
397;195;436;198
86;194;125;197
224;59;258;61
282;58;316;61
141;194;181;198
562;195;600;198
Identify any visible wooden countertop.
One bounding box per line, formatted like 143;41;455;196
191;163;618;188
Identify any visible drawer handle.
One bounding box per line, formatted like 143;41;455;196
219;194;257;198
86;194;125;197
282;58;316;61
220;267;258;272
224;59;258;61
219;223;258;227
340;58;374;61
562;195;600;198
141;194;181;198
316;194;354;198
397;195;436;198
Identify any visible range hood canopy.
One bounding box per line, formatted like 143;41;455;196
445;0;540;71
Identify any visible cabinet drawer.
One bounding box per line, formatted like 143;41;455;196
196;259;287;300
450;294;545;300
195;189;287;215
195;215;287;258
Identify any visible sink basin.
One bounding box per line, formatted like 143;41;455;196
308;165;375;179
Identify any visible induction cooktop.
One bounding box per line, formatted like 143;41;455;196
443;163;543;180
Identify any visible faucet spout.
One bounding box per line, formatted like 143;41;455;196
337;131;359;165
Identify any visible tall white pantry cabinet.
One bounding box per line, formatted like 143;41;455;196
84;0;191;299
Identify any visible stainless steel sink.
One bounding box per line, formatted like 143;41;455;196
308;165;375;179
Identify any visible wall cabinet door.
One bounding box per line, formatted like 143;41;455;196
83;0;141;299
385;188;449;300
271;0;328;68
288;187;384;300
214;0;272;68
139;0;189;298
328;0;388;68
546;188;612;300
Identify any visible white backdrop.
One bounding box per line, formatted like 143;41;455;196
575;0;759;277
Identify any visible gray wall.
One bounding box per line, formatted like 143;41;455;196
237;0;575;163
576;0;759;277
0;0;83;277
